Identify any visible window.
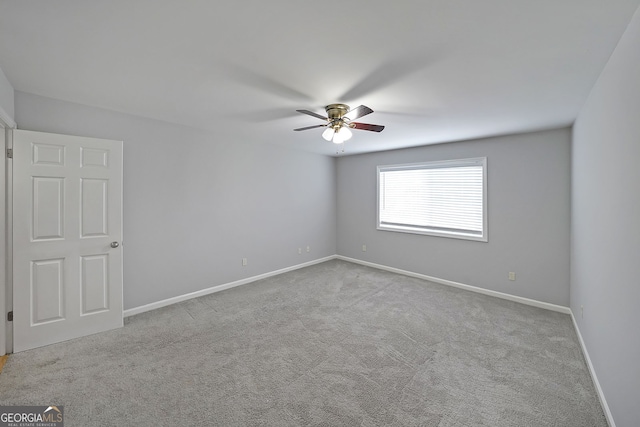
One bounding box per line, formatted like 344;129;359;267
377;157;487;241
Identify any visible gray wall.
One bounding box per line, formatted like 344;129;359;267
337;128;571;306
15;91;337;310
571;5;640;427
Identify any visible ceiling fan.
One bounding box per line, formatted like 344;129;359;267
294;104;384;144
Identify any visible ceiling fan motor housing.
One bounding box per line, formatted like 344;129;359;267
325;103;350;120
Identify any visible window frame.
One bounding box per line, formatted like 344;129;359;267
376;157;488;242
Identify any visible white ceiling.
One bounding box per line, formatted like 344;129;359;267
1;1;639;156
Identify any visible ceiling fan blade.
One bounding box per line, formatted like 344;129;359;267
351;122;385;132
221;64;314;102
296;109;327;120
240;108;300;122
294;124;327;131
344;105;373;121
339;54;436;101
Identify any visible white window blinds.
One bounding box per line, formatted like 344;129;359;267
377;158;487;241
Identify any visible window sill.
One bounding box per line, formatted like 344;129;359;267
377;225;488;242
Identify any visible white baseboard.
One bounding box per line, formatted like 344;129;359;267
123;255;336;317
570;312;616;427
126;254;571;317
336;255;571;314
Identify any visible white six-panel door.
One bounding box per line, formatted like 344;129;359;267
12;130;123;352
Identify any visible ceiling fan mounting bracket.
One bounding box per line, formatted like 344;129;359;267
325;103;350;120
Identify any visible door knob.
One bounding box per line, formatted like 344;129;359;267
110;241;120;248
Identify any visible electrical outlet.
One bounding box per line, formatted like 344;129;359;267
362;244;367;252
306;246;310;253
242;258;247;266
508;272;516;281
298;248;302;254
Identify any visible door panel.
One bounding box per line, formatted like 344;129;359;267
80;254;109;314
81;178;109;237
31;258;65;324
33;177;65;240
13;130;123;352
33;143;65;166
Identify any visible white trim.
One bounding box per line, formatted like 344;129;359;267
336;255;571;314
377;157;488;243
4;129;14;354
126;254;572;318
570;312;616;427
0;106;16;129
1;110;15;355
1;125;5;355
124;256;336;317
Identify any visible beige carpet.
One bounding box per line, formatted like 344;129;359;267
0;260;606;426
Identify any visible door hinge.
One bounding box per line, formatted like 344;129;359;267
7;311;13;322
6;148;12;158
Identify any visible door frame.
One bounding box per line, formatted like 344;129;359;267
1;106;17;356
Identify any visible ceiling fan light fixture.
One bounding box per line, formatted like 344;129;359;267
340;126;353;141
322;127;335;141
331;125;350;144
